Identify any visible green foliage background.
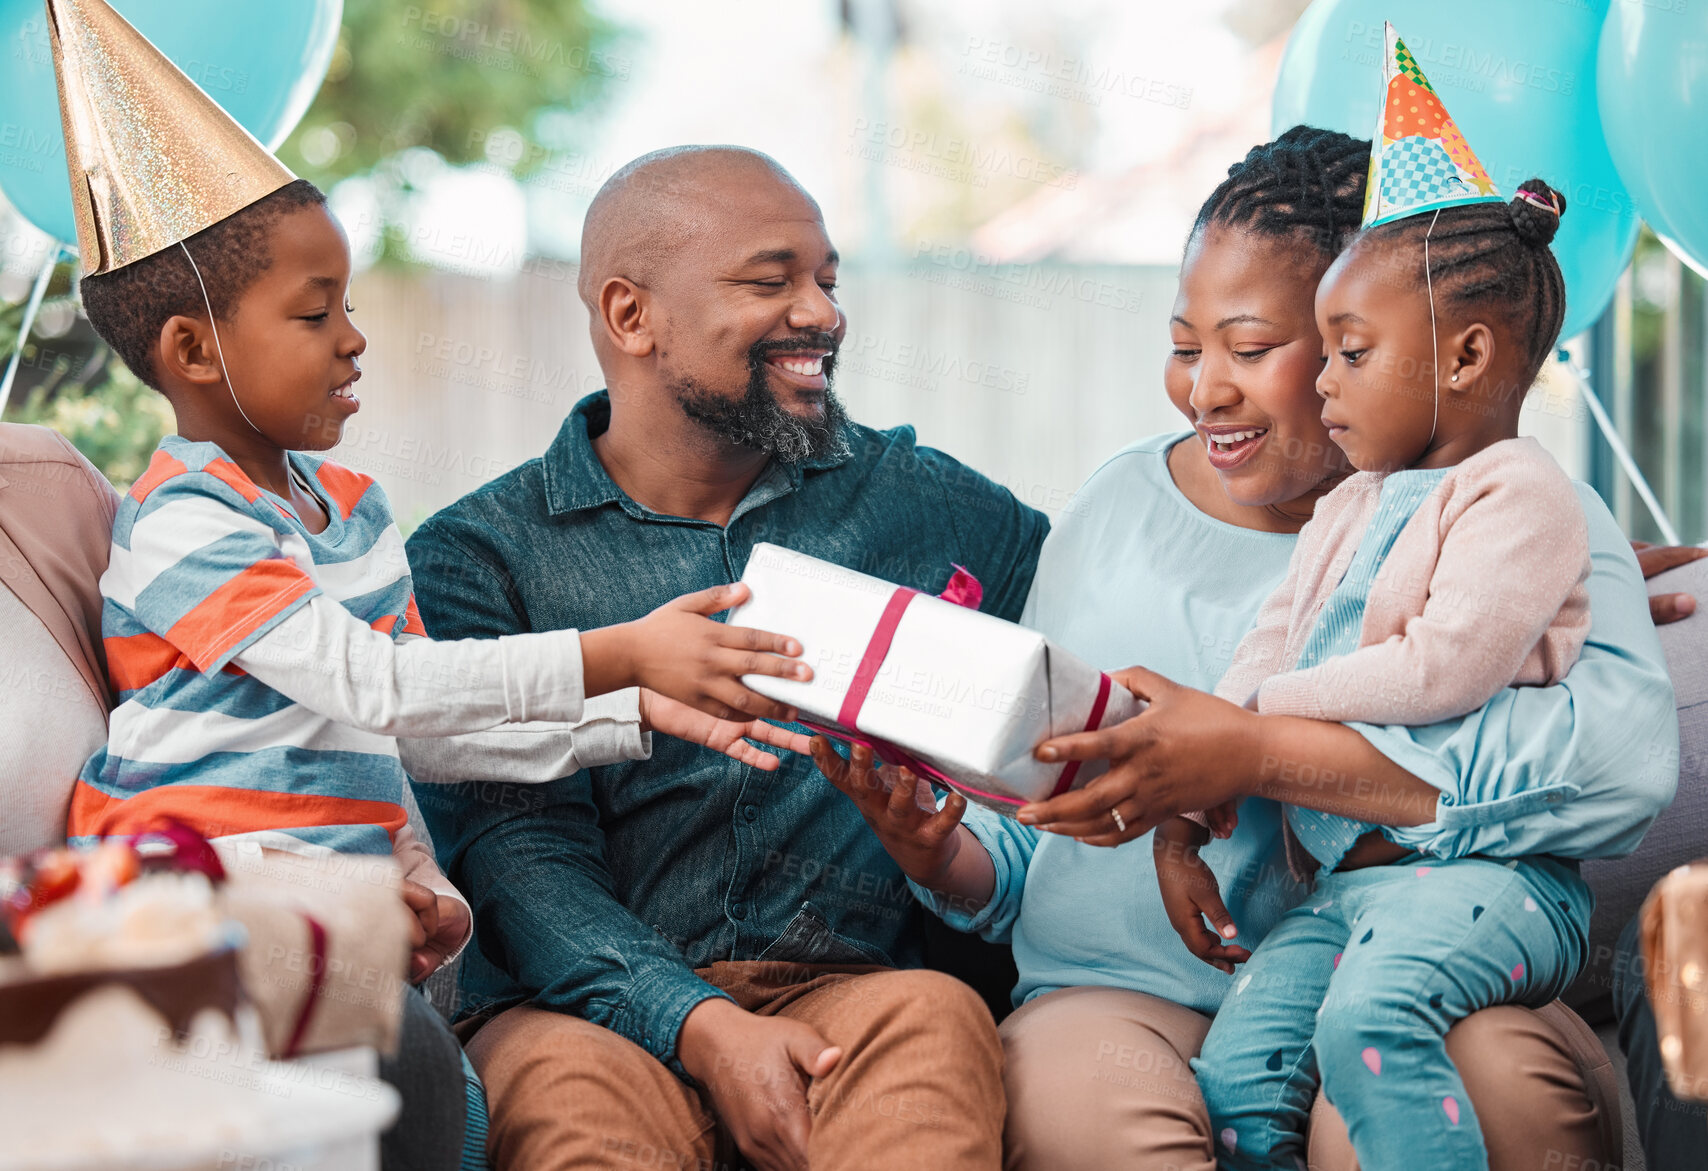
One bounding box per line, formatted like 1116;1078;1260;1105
2;0;616;484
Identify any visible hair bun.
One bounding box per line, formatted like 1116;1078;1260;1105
1508;178;1566;247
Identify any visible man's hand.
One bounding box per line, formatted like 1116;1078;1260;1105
582;583;811;722
1154;818;1249;974
811;739;997;914
400;879;469;984
1633;541;1708;625
810;738;968;886
639;689;812;770
678;998;841;1171
1019;666;1262;844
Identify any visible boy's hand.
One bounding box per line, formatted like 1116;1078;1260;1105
583;583;811;722
810;738;966;887
400;879;469;984
638;689;813;770
1154;817;1249;974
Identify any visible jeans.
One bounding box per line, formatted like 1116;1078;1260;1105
1195;855;1590;1171
377;986;470;1171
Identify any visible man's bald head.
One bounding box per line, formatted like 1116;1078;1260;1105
577;146;820;309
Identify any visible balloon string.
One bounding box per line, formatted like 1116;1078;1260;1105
0;245;62;416
1561;348;1682;546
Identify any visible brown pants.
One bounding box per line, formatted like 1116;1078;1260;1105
998;985;1621;1170
463;962;1005;1170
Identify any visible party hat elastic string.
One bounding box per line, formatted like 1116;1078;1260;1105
180;241;267;440
1424;207;1442;447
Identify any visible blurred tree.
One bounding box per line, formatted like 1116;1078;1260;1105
278;0;621;187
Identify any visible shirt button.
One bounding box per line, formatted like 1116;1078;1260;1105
742;804;759;822
731;902;748;920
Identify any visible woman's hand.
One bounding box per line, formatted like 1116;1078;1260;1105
1633;541;1708;625
1154;817;1249;974
638;689;812;770
1018;666;1263;846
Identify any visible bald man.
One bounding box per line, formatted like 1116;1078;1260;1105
406;147;1047;1170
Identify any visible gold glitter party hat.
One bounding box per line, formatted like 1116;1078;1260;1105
47;0;296;274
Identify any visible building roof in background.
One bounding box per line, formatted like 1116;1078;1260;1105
971;36;1285;265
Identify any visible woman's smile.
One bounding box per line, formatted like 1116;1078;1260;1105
1200;423;1270;471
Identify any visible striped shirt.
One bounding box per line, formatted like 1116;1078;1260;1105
72;437;423;855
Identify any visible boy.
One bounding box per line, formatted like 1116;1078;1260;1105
55;0;811;979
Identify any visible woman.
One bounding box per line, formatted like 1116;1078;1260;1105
816;126;1679;1169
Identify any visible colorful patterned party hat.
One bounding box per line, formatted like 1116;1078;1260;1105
1360;22;1503;230
47;0;296;274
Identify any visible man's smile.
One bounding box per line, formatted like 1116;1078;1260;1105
764;350;830;390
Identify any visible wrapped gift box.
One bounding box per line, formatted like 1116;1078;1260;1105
729;543;1139;813
1641;860;1708;1101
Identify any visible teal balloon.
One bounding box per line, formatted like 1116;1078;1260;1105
1273;0;1639;339
0;0;341;247
1598;1;1708;279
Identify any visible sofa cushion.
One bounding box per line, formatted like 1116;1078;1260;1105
0;587;106;854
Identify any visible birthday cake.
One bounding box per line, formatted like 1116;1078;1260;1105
0;838;398;1171
0;839;242;1039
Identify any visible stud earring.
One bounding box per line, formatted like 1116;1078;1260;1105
1451;374;1459;382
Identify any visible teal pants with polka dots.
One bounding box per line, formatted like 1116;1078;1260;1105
1191;854;1591;1171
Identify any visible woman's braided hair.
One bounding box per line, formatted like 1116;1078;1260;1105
1191;124;1373;261
1358;178;1569;386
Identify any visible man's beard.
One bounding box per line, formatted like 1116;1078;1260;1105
674;335;850;464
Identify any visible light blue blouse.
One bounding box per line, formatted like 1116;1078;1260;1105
1286;466;1451;871
913;432;1678;1015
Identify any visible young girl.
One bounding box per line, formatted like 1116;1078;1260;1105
1153;174;1595;1171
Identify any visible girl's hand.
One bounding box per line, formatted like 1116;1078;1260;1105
1204;800;1239;839
1154;818;1249;974
1018;666;1263;845
809;738;967;887
638;689;812;770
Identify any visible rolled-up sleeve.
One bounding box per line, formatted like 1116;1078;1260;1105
1354;485;1678;860
908;803;1039;942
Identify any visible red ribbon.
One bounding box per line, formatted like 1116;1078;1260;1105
810;568;1112;807
1046;671;1113;798
281;912;328;1059
837;587;920;730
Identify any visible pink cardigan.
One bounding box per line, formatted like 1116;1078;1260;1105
1216;437;1591;726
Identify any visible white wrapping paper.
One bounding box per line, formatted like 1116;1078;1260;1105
730;544;1138;813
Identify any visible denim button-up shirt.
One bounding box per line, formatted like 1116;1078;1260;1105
405;392;1047;1073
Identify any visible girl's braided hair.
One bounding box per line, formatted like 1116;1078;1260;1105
1359;178;1569;385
